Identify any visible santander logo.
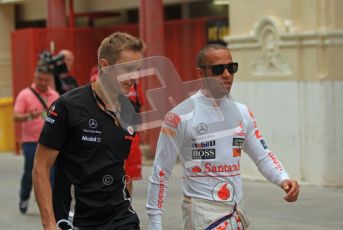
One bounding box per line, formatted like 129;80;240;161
157;169;166;208
191;165;202;173
191;162;240;174
212;181;234;202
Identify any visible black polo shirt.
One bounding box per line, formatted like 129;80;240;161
39;84;139;229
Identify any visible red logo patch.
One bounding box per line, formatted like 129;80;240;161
218;183;230;200
48;110;58;117
159;169;165;177
255;129;262;139
164;112;180;128
232;148;241;157
191;166;202;173
212;181;234;201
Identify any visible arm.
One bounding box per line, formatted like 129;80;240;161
242;109;299;202
33;98;68;229
32;144;59;230
146;112;183;230
13;89;41;122
14;109;41;122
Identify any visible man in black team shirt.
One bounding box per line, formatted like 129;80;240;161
33;32;145;230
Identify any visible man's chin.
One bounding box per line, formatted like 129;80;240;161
219;87;230;95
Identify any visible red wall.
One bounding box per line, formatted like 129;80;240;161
11;17;222;149
11;17;216;97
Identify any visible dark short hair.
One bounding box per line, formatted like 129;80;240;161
35;62;52;74
196;43;230;67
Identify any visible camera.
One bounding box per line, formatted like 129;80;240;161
39;51;68;76
38;50;74;94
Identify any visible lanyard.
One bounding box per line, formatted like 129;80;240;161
91;84;120;126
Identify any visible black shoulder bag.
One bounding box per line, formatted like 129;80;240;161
29;87;49;111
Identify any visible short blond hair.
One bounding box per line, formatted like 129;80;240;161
97;32;145;65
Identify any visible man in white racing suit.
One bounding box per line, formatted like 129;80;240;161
146;44;300;230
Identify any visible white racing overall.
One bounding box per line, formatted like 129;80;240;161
146;90;290;230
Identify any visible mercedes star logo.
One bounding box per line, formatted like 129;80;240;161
196;123;208;135
89;119;98;129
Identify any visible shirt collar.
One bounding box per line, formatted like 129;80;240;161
193;90;229;107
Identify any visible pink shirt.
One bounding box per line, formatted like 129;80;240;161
14;84;59;142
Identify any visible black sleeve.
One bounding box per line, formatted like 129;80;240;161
38;98;69;151
73;77;78;87
69;75;78;87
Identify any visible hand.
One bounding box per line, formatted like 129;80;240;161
27;109;41;121
280;179;300;202
30;109;41;119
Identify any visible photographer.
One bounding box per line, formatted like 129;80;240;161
56;49;78;94
40;49;78;95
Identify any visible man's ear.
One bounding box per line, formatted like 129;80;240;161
196;67;205;78
99;59;109;69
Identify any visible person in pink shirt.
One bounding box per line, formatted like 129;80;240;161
13;63;59;214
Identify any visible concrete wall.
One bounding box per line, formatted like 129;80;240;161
227;0;343;186
0;3;14;97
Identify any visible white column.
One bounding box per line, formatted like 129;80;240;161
227;0;343;186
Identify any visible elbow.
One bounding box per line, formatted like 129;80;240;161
13;115;20;122
32;162;48;184
32;164;39;184
13;113;25;123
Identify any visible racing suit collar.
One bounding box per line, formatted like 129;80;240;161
195;90;229;107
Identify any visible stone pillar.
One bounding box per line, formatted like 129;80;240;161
226;0;343;186
139;0;165;159
139;0;165;56
47;0;66;28
0;4;15;97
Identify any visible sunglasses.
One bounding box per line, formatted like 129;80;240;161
201;62;238;76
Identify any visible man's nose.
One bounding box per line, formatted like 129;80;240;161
222;68;231;78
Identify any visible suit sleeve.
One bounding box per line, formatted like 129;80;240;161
146;112;183;230
242;108;290;186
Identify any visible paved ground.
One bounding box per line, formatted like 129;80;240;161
0;153;342;229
